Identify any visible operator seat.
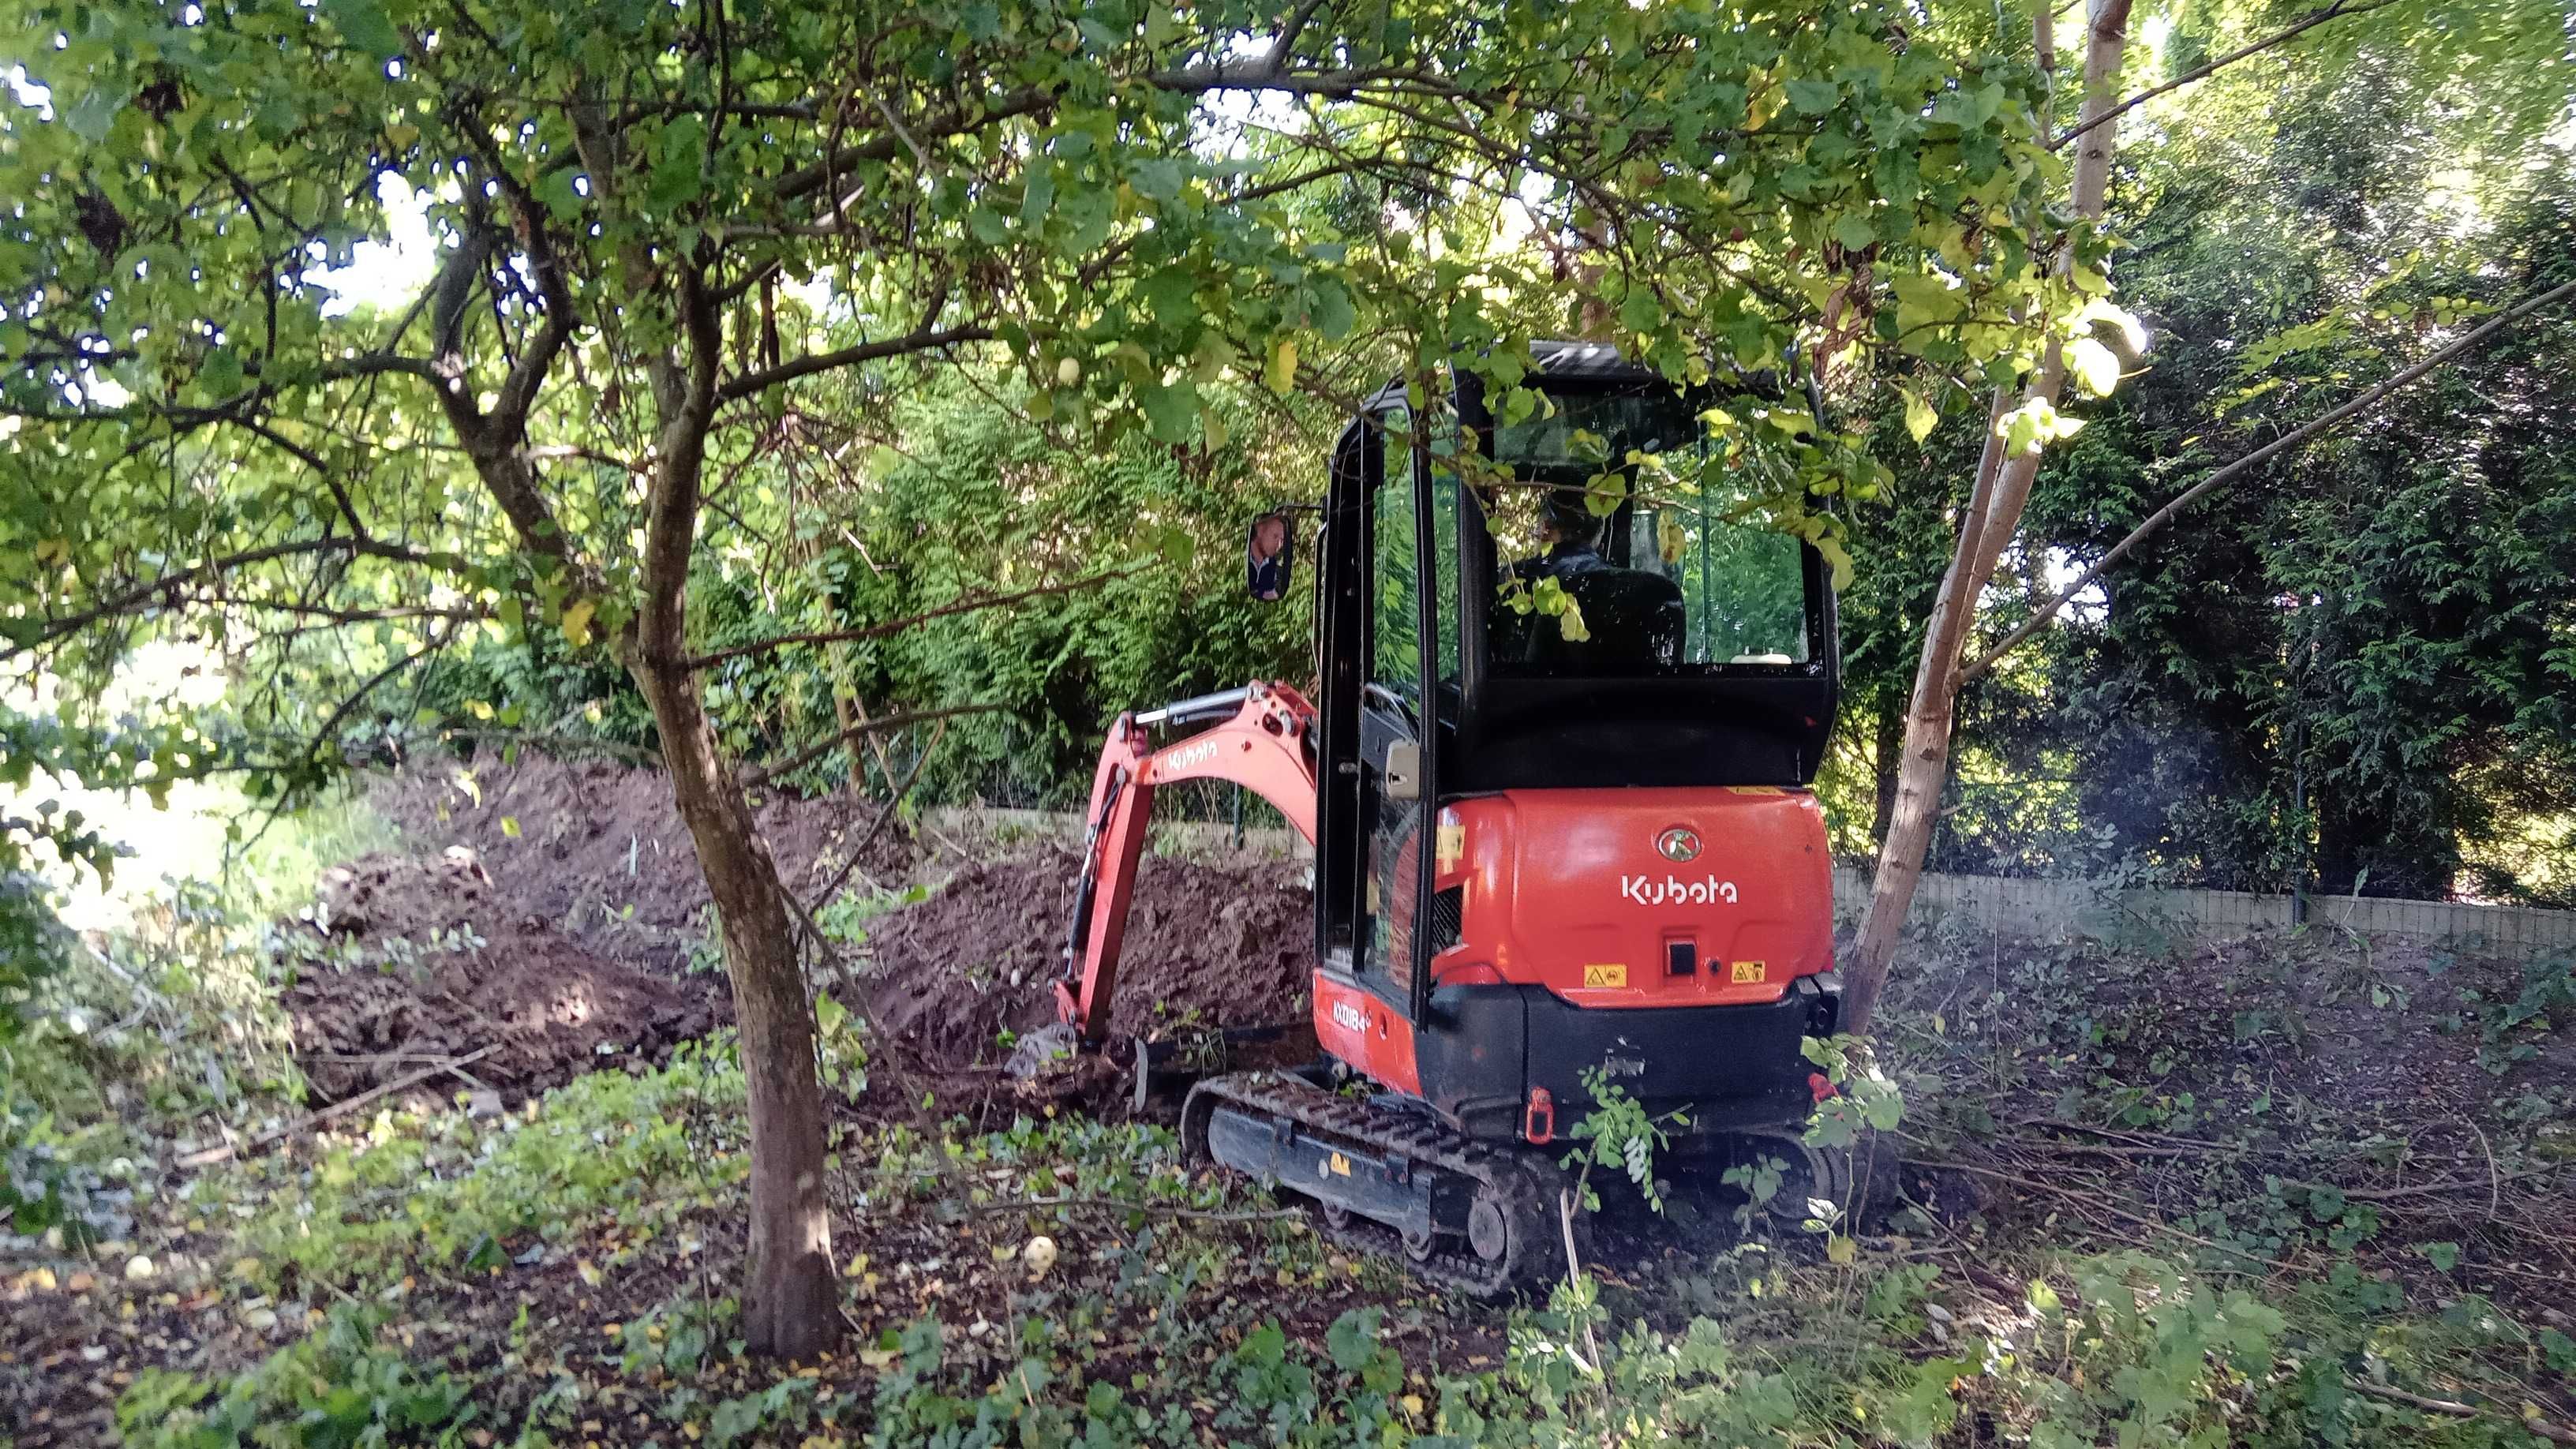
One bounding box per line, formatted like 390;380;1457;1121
1495;549;1686;671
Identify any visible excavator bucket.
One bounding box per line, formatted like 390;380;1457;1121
1127;1020;1315;1113
1005;1018;1319;1114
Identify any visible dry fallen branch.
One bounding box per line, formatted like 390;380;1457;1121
2343;1379;2576;1445
176;1046;497;1169
1910;1156;2300;1271
964;1195;1305;1224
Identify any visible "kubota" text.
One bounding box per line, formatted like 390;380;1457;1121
1619;874;1739;905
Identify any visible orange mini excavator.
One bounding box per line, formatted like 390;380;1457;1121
1032;343;1852;1290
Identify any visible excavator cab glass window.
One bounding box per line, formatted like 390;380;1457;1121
1481;389;1815;676
1372;418;1463;697
1361;405;1454;983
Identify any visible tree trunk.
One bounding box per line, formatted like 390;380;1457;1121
633;661;841;1360
627;269;840;1361
1843;0;2133;1032
1870;698;1905;848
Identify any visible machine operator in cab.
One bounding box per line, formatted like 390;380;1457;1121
1491;485;1686;671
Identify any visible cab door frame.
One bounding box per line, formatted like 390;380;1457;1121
1314;395;1445;1031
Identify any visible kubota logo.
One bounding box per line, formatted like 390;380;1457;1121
1159;739;1219;775
1620;874;1739;906
1655;826;1702;862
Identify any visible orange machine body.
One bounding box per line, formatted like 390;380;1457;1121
1314;786;1837;1137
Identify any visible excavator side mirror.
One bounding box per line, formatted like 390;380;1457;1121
1245;512;1294;601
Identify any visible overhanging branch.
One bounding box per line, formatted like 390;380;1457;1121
716;321;994;403
2052;0;2394;150
1960;275;2576;683
740;702;1008;789
4;537;478;663
680;563;1148;672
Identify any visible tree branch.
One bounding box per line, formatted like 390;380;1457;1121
682;563;1148;672
740;702;1007;790
225;415;372;542
716;321;993;404
770;90;1056;200
1264;0;1332;77
1960;275;2576;683
301;622;455;769
3;537;475;662
2052;0;2393;151
801;716;947;912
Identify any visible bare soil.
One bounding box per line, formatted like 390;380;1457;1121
271;751;1312;1106
281;849;726;1102
366;751;917;975
264;750;915;1105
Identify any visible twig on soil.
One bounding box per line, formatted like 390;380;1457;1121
2011;1117;2233;1151
964;1195;1305;1223
2308;1167;2562;1204
176;1047;496;1168
2466;1113;2501;1220
2012;1115;2560;1208
2343;1379;2576;1444
2014;1140;2201;1162
1909;1157;2299;1272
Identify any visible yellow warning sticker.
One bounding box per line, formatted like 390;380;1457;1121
1582;964;1628;989
1435;822;1464;871
1730;960;1768;984
1328;1151;1351;1177
1725;785;1786;796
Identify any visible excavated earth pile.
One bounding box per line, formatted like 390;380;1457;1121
862;852;1319;1068
272;751;910;1104
283;849;726;1102
365;751;915;975
275;750;1312;1104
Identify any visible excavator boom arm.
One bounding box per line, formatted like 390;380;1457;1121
1054;682;1320;1042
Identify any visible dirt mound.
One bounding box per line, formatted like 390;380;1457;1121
348;749;1312;1091
369;751;916;974
280;850;727;1102
864;851;1316;1067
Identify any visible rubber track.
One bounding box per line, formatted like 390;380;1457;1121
1182;1071;1571;1298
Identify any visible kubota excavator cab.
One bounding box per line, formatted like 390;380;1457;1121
1303;340;1844;1148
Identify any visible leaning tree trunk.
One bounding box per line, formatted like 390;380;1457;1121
623;272;841;1361
1844;0;2134;1032
631;661;840;1358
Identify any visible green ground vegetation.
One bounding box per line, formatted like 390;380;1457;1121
5;803;2570;1446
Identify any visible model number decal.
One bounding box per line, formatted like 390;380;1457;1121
1331;1000;1368;1033
1619;874;1739;906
